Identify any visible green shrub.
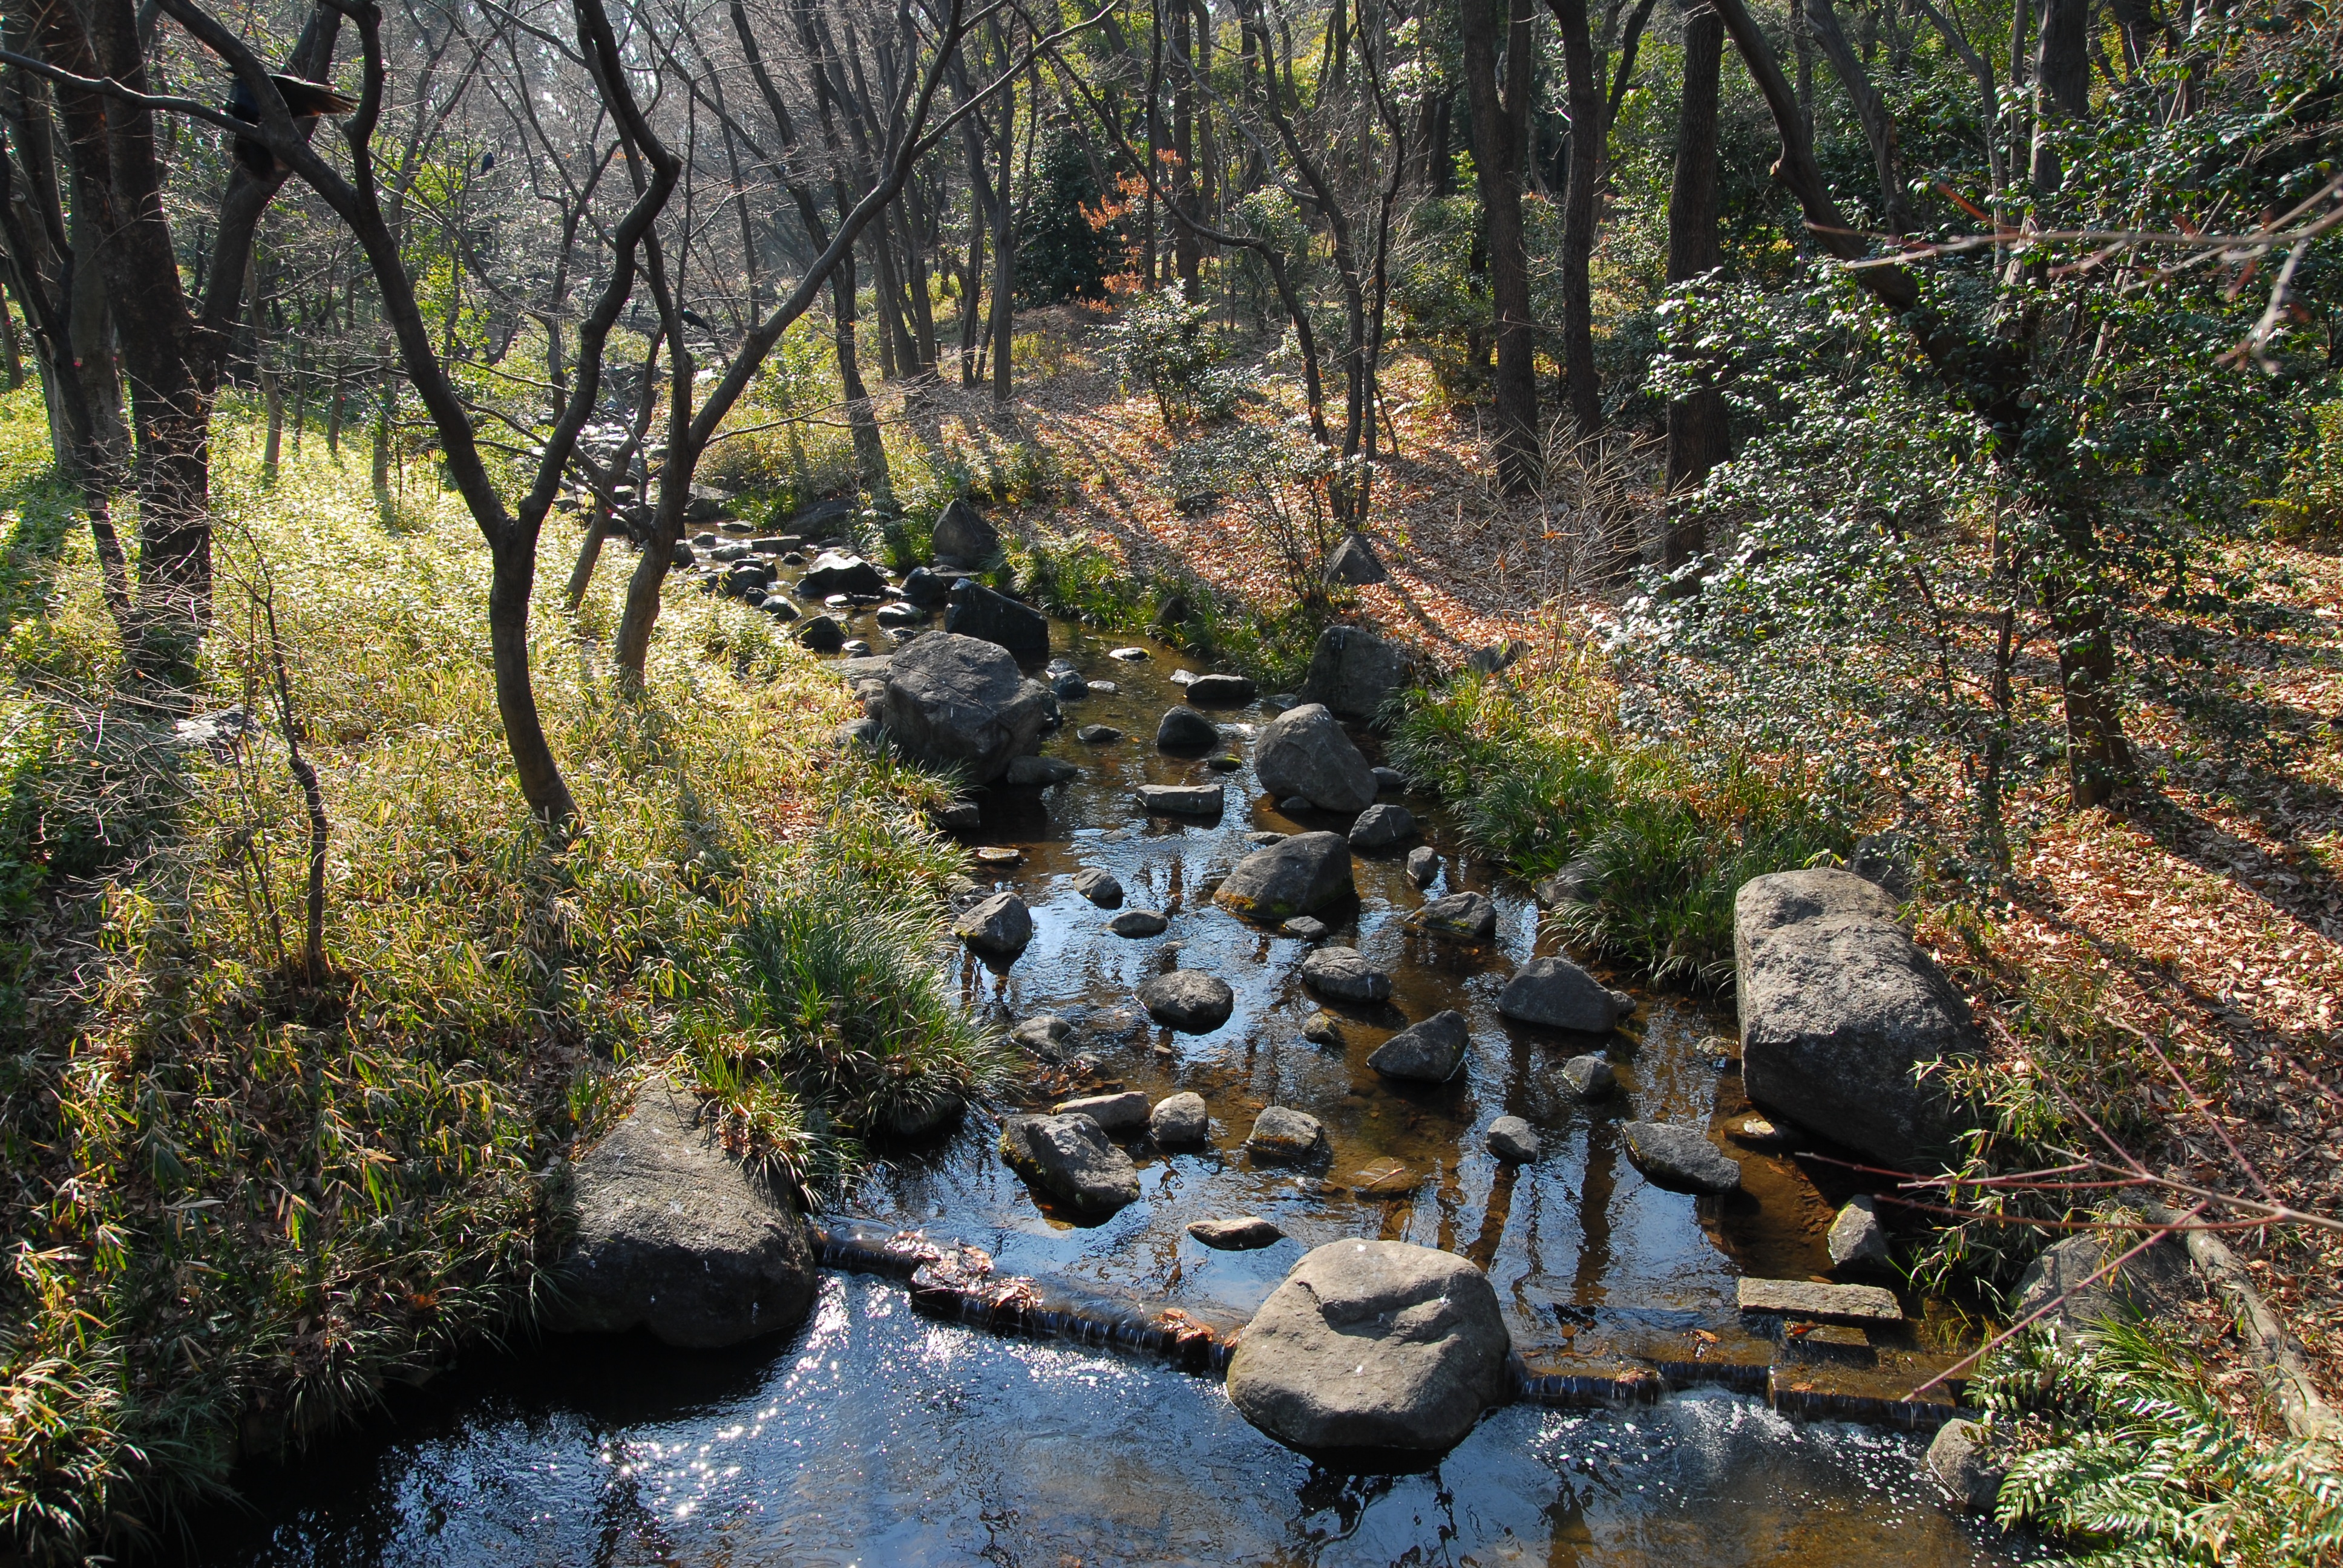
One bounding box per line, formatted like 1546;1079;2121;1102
1105;289;1249;426
1977;1322;2343;1565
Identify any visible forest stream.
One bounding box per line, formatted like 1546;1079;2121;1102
188;548;2036;1567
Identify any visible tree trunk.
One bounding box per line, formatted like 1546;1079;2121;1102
1551;0;1604;436
989;89;1016;405
1803;0;1917;234
1460;0;1540;490
1171;0;1201;295
372;378;392;498
489;536;578;828
1662;0;1726;566
835;254;889;493
0;287;21;389
262;364;283;480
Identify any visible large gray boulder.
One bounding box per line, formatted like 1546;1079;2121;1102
1367;1010;1470;1083
1226;1240;1510;1454
931;497;1000;566
1299;946;1391;1003
945;580;1050;658
952;890;1033;958
2012;1229;2197;1333
1620;1122;1742;1194
1255;703;1377;814
880;633;1051;783
545;1091;816;1348
1927;1419;2007;1514
1214;831;1355;922
999;1113;1142;1219
1300;625;1413;720
1136;969;1236;1031
799;550;886;598
1498;956;1632;1034
1735;869;1983;1169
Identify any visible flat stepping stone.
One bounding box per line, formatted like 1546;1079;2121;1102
1185;673;1258;705
1170;668;1197;684
1207;754;1243;772
1087;679;1120;694
1620;1122;1742;1194
1136;970;1234;1032
1107;908;1169;937
1054;1090;1150;1132
1136;783;1224;816
1188;1216;1283;1250
1247;831;1287;845
1108;647;1149;661
1071;867;1124;907
1280;916;1328;942
974;846;1021;866
1075;725;1123;743
1300;946;1390;1003
1735;1278;1903;1322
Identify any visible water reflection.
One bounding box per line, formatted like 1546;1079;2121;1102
203;1277;2029;1567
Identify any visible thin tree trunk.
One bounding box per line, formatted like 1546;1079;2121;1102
1662;0;1726;566
262;365;283;480
0;287;21;389
1460;0;1540;489
1551;0;1604;436
836;255;889;493
1803;0;1917;234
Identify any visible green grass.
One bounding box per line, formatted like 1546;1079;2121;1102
0;391;993;1560
1006;528;1326;689
1386;660;1855;987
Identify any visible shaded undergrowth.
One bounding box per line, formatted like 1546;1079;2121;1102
1386;656;1856;987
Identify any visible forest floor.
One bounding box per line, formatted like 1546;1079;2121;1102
870;301;2343;1419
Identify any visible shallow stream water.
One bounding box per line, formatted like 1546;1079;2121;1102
189;548;2033;1567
